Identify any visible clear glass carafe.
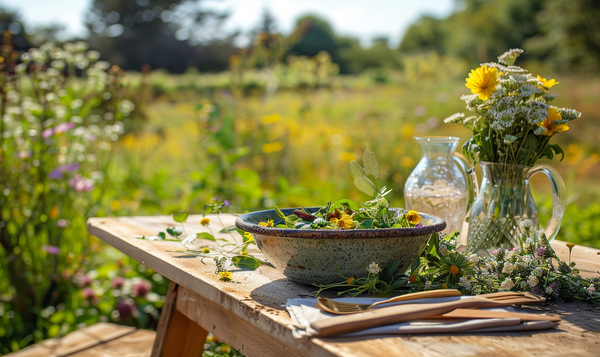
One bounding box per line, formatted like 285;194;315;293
466;162;567;257
404;137;476;234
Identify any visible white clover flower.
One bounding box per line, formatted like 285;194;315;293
503;135;517;144
313;217;325;225
532;267;543;277
502;262;514;274
444;112;465;124
520;220;533;228
497;48;524;65
545;286;554;295
367;262;380;275
500;278;515;291
528;275;539;288
587;284;596;293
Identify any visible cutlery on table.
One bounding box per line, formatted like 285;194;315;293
311;294;546;337
316;291;531;315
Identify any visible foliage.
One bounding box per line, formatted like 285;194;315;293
86;0;237;72
444;49;581;168
0;36;135;345
267;150;422;230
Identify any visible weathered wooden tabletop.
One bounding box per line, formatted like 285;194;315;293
87;214;600;357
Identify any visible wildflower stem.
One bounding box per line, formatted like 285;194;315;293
217;212;239;245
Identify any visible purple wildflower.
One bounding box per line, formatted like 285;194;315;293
69;174;94;191
212;195;218;202
415;223;422;228
48;164;80;179
224;200;230;207
42;128;54;138
43;245;60;255
115;300;136;319
535;246;546;257
491;248;501;256
54;122;74;135
131;280;151;297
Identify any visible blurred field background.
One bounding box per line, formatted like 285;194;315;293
1;0;600;355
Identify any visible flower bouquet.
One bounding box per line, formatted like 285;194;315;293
444;49;580;254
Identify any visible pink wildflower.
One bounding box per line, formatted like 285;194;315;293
131;280;151;297
79;275;93;287
82;288;95;300
54;122;74;135
42;128;54;138
43;245;60;255
535;246;546;257
115;300;136;319
69;175;94;191
111;277;125;289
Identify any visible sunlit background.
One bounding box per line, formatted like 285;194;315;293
1;0;600;355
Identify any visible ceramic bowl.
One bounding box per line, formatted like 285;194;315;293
235;207;446;285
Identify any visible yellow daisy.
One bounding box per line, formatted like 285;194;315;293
406;211;421;225
219;271;232;282
537;75;559;90
200;217;210;226
331;213;355;229
258;220;274;227
465;65;499;101
244;232;254;242
540;108;569;136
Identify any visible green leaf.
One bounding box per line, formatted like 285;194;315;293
275;224;287;228
172;211;189;223
203;204;213;216
349;160;365;179
331;199;360;212
363;149;379;179
390;279;408;290
158;232;166;239
354;176;377;197
386;260;402;276
231;256;262;270
166;227;183;237
218;225;237;233
275;206;286;219
358;219;374;228
196;232;216;241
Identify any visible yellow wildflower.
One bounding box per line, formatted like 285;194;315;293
200;217;210;226
258;220;274;227
347;277;355;285
240;250;248;256
244;232;254;242
441;283;448;289
219;271;232;282
49;206;59;220
537;75;559;90
202;247;210;254
331;213;355;229
449;265;460;275
566;243;576;249
540;107;569;136
465;65;499;101
406;211;421;225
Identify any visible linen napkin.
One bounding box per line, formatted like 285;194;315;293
286;296;558;338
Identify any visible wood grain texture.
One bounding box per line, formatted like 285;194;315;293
151;281;178;357
7;323;136;357
68;329;155;357
87;214;600;357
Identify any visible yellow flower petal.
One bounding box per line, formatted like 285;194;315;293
465;65;499;101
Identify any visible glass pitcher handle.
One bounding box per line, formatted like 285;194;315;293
453;153;479;215
526;164;567;242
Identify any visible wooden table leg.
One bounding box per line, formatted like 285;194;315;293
151;281;208;357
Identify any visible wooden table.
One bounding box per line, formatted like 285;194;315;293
88;214;600;357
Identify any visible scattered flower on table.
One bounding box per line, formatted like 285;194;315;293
202;247;210;254
200;217;211;226
588;284;596;293
219;271;232;282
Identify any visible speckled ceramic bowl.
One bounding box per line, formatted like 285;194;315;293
235;207;446;285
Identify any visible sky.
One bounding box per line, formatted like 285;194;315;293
1;0;457;47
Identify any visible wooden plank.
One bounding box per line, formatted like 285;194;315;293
160;307;207;357
8;323;135;357
87;215;600;357
151;281;178;357
176;286;327;357
68;329;155;357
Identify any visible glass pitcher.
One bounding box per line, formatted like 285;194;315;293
466;162;567;257
404;137;476;235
